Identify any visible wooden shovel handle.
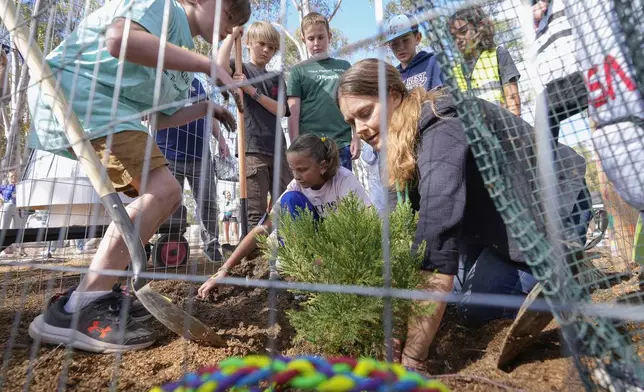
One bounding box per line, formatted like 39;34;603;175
234;35;247;199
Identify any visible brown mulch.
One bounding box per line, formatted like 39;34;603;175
0;247;640;391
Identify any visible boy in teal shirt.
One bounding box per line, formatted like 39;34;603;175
27;0;250;353
287;12;361;170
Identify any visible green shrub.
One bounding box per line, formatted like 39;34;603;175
258;193;431;358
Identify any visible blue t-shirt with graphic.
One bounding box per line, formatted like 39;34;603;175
156;79;209;162
27;0;194;158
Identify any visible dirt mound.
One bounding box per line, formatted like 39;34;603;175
1;248;635;391
150;278;298;354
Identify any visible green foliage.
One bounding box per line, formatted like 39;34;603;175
258;193;430;358
381;0;422;19
193;37;213;58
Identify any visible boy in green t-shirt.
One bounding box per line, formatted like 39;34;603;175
26;0;250;353
287;12;361;171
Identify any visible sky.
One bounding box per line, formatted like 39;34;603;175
283;1;380;46
254;0;385;64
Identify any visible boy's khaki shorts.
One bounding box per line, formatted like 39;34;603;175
69;131;168;198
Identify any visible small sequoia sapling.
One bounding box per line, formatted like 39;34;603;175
258;193;433;358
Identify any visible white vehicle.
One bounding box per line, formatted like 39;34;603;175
1;149;191;266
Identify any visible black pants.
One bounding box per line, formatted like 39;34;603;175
539;71;589;143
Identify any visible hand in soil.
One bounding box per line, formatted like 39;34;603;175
197;270;228;299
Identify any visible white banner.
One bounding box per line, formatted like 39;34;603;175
564;0;644;210
564;0;643;125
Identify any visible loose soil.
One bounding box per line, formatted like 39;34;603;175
0;247;640;391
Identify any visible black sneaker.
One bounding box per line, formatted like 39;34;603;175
204;246;223;264
111;284;153;322
28;292;156;353
59;285;153;323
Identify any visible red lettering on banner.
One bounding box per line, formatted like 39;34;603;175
604;55;636;100
586;55;637;108
587;65;608;108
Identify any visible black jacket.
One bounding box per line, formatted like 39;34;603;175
388;97;545;275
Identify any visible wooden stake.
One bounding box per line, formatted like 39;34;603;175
234;35;248;237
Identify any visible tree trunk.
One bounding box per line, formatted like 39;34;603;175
328;0;343;22
2;0;43;171
301;0;311;16
0;53;9;133
298;0;310;60
272;23;307;62
2;50;27;170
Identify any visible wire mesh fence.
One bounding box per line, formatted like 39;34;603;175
419;0;643;388
0;0;642;390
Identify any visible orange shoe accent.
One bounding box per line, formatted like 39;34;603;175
87;320;112;338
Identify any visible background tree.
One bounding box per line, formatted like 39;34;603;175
248;0;348;66
573;142;600;193
0;0;101;173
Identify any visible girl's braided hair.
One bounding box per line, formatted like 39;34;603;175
288;134;340;181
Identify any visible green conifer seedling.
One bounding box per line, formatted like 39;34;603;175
258;193;432;358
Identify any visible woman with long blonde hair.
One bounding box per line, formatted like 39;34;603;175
337;58;538;370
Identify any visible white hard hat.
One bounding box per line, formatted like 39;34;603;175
384;14;419;43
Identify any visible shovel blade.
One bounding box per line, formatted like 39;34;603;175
134;283;225;347
497;283;554;369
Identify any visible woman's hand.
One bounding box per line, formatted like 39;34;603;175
197;269;228;299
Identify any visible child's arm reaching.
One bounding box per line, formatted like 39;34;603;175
105;18;235;87
154;101;236;133
197;219;273;298
211;119;231;158
286;68;302;143
234;73;288;117
287;97;301;142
